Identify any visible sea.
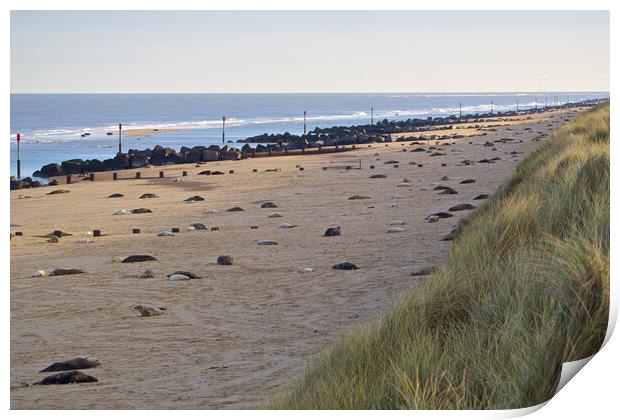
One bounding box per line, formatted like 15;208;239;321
9;92;608;178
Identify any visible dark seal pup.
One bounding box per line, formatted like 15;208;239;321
40;356;100;372
35;370;98;385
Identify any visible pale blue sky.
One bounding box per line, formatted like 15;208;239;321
10;10;609;93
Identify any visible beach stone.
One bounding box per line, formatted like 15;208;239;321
387;227;405;233
268;213;283;218
388;202;399;208
460;178;476;184
448;203;476;211
474;194;489;200
47;189;70;195
324;226;341;237
411;265;439;276
131;208;152;214
139;193;159;199
333;262;358;270
167;270;201;279
184;195;205;202
35;370;98;386
134;305;166;317
40;357;100;373
112;209;127;215
227;206;244;212
348;195;370;200
258;240;278;245
32;270;47;278
157;231;175;237
217;255;233;265
168;274;191;281
139;269;155;278
190;223;207;230
49;268;85;276
122;255;157;263
260;201;278;208
369;174;387;179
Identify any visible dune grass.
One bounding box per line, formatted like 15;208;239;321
272;103;610;410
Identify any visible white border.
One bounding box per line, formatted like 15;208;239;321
3;2;616;419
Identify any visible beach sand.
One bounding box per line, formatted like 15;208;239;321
10;108;582;409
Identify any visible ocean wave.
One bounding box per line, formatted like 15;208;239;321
10;102;552;143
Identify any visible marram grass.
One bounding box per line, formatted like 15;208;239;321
271;103;610;410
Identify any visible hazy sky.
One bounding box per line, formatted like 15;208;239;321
10;10;609;93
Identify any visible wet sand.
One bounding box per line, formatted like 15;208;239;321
10;108;583;409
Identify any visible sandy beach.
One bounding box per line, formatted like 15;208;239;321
10;108;583;409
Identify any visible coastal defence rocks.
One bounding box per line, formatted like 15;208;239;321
28;99;602;180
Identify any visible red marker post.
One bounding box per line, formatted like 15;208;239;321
16;133;21;179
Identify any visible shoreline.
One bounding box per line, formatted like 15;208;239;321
13;99;603;183
11;106;583;408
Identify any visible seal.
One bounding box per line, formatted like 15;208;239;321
35;370;98;385
131;208;152;214
217;255;233;265
108;193;124;198
122;255;157;263
260;201;277;208
40;357;100;372
257;240;278;245
333;262;358;270
139;193;159;199
49;268;85;276
448;203;476;212
134;305;166;317
324;226;341;237
139;269;155;278
167;270;201;279
226;206;244;212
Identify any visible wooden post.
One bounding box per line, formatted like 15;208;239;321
118;123;122;154
182;171;188;177
89;173;95;181
132;228;140;234
16;133;21;179
135;172;141;179
93;229;101;237
66;174;72;184
171;228;180;233
159;171;164;178
229;170;234;174
113;172;118;181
